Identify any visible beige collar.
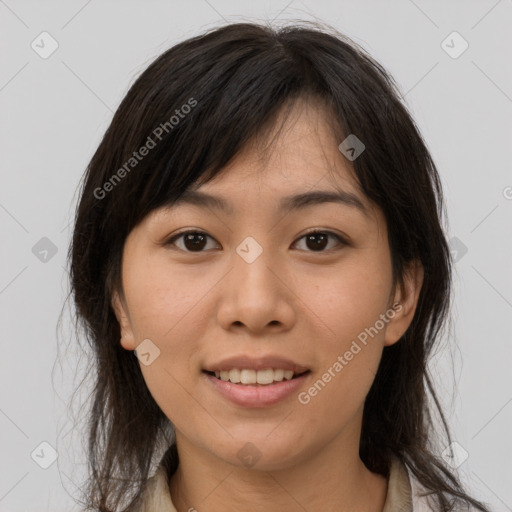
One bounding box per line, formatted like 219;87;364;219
140;455;414;512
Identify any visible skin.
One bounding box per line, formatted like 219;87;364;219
112;99;423;512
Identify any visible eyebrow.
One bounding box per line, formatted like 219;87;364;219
170;188;370;218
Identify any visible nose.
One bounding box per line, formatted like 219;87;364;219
216;242;296;335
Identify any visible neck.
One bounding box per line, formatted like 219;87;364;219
169;426;388;512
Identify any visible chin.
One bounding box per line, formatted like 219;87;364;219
211;435;310;472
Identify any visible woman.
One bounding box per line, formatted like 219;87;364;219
68;21;490;511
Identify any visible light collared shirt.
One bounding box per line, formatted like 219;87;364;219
138;455;437;511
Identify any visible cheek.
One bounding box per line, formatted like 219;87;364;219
294;252;392;418
296;348;381;448
301;251;393;345
122;250;213;342
121;252;217;423
297;301;386;436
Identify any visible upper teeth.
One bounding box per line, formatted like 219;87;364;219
214;368;295;384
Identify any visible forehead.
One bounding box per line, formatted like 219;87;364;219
194;98;363;197
147;97;379;225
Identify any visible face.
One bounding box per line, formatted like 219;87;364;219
112;100;423;472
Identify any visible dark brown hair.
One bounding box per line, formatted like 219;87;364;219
66;20;489;511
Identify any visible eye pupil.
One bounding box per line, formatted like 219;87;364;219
306;233;328;251
184;233;207;251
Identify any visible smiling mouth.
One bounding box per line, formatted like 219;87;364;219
203;368;311;386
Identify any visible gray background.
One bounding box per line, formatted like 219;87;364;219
1;0;511;510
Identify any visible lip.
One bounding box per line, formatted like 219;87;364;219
203;355;310;374
203;371;311;408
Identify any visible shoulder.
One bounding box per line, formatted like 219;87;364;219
397;458;479;512
386;455;439;512
137;464;177;512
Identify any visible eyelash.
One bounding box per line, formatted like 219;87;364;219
163;229;348;253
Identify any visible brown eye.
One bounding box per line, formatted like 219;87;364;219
292;230;347;252
165;231;220;252
164;229;347;253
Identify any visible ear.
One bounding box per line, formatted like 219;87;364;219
111;290;137;351
384;259;424;347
